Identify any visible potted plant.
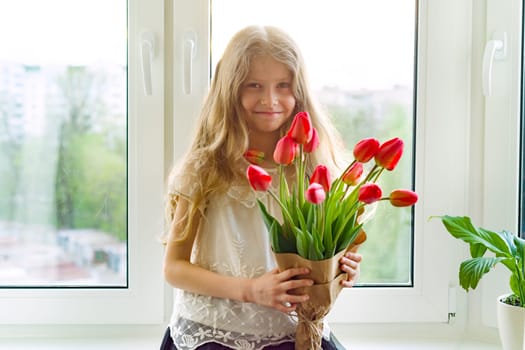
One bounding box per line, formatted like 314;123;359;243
436;215;525;350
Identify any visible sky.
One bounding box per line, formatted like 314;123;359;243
0;0;126;65
212;0;416;90
0;0;415;90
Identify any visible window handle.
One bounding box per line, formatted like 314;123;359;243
183;30;197;95
140;30;156;96
482;32;507;97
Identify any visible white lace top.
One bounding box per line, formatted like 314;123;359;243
168;164;305;350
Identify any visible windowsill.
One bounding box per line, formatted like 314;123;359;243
0;336;502;350
0;328;503;350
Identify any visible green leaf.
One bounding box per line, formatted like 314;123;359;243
269;221;281;252
440;216;512;257
294;227;309;258
257;199;277;231
469;244;487;258
459;256;507;291
509;274;523;300
335;223;362;253
309;229;323;261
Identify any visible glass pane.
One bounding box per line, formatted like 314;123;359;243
522;19;525;239
212;0;416;285
0;0;127;287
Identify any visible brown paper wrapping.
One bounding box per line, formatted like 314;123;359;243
273;232;365;350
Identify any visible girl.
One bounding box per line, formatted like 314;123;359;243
161;25;362;350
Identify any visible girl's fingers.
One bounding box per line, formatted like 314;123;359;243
277;267;310;281
340;279;355;288
281;278;314;291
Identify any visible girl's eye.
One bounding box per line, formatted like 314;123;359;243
278;82;291;89
246;82;261;88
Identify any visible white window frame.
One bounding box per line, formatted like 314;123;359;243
0;0;166;325
1;0;513;334
173;0;473;323
479;0;522;328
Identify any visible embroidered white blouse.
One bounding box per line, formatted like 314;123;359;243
168;164;303;350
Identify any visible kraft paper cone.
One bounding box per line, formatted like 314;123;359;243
274;238;364;350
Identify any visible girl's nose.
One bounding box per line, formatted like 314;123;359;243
262;88;278;106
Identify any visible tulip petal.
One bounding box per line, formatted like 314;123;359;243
310;165;331;192
353;138;380;163
389;189;418;207
358;183;382;204
375;137;404;171
287;111;313;144
246;165;272;191
273;135;297;165
306;183;326;204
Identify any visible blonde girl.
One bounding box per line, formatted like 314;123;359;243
161;25;361;350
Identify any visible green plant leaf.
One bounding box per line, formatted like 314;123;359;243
469;244;487;258
459;256;507;291
269;220;281;252
440;216;511;257
335;223;362;254
257;199;276;231
509;274;523;302
294;226;309;258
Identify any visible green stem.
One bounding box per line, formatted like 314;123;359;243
516;258;525;307
267;189;296;230
297;145;305;205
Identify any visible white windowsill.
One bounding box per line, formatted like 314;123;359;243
0;327;503;350
0;336;501;350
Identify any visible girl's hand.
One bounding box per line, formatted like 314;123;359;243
340;252;362;288
247;267;313;313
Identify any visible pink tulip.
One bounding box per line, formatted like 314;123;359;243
375;137;404;171
389;189;418;207
246;165;272;191
341;162;363;186
287;111;313;145
353;138;380;163
304;128;319;153
310;165;331;192
273;135;297;165
358;183;382;204
305;183;326;204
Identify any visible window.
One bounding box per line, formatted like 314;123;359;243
172;0;468;323
211;0;416;286
0;0;165;324
0;0;127;288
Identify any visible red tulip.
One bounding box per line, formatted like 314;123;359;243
310;165;331;192
389;189;418;207
246;165;272;191
305;183;326;204
304;128;319;153
353;138;380;163
273;135;296;165
375;137;404;171
341;162;363;186
243;149;265;165
358;183;382;204
287;111;313;145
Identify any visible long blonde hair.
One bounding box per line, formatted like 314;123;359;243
165;25;346;241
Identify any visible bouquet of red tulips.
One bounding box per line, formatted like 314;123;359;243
246;111;418;349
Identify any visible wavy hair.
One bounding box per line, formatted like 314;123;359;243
165;25;346;242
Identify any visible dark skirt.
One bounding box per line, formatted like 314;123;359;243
160;327;346;350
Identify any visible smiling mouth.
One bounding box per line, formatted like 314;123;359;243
255;111;283;115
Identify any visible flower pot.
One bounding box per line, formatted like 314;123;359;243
497;294;525;350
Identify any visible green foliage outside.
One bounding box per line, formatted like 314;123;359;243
0;65;126;242
326;97;414;285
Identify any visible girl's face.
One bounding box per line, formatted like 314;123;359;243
240;55;296;142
